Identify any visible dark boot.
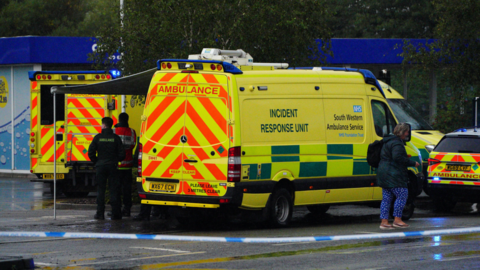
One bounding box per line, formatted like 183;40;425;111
111;214;122;220
94;212;105;220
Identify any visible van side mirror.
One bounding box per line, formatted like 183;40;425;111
404;123;412;142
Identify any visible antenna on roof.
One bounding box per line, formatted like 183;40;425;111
188;48;289;69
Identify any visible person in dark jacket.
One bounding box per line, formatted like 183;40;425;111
88;117;126;220
376;123;419;230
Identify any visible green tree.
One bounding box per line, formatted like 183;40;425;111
92;0;333;75
0;0;114;37
327;0;436;38
402;0;480;132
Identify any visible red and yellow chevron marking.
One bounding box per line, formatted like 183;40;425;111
30;82;39;171
141;72;230;196
428;151;480;185
40;125;65;163
68;135;94;161
65;94;106;162
31;158;38;171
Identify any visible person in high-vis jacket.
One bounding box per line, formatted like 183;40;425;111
88;117;125;220
113;112;136;217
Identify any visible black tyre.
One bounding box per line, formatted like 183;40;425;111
401;202;414;221
307;204;330;215
269;188;293;227
389;202;414;221
432;197;456;212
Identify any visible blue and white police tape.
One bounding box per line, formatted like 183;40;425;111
1;227;480;243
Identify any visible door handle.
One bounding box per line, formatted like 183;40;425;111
184;159;198;163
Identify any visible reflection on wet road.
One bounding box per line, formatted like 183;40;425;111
0;178;56;211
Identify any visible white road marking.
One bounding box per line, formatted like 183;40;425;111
130;246;190;253
69;251;205;267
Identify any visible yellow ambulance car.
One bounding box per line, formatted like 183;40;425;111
134;49;423;226
29;70;122;197
379;81;444;194
427;128;480;211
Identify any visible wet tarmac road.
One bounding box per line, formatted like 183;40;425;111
0;177;480;269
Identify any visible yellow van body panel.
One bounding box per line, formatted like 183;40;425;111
138;65;422;212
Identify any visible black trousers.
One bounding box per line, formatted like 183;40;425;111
117;168;133;210
96;165;121;216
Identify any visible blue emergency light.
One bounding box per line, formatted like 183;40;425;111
109;70;121;79
433;177;440;180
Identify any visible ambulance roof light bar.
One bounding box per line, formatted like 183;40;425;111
188;48;288;69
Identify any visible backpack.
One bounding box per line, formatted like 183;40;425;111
367;139;384;168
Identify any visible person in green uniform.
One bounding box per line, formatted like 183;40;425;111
88;117;125;220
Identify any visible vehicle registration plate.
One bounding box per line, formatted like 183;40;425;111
446;164;471;171
149;182;176;192
43;174;64;179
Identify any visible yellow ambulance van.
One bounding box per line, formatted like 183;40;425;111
134;49;423;226
379;81;444;194
29;70;140;197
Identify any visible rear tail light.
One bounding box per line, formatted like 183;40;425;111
228;146;241;182
139;194;146;199
47;75;52;80
167;63;172;69
137;143;143;177
210;64;216;70
219;199;230;204
428;158;441;166
95;75;100;79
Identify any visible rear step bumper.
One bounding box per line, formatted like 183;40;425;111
137;181;276;208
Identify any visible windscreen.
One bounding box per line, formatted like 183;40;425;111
387;99;433;130
434;136;480;153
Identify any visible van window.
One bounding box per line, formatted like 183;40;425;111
371;100;396;137
41;85;65;125
387;99;433;130
434;136;480;153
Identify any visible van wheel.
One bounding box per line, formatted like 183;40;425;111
401;202;414;221
307;205;330;215
389;202;414;221
433;197;456;212
269;188;293;227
